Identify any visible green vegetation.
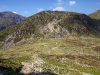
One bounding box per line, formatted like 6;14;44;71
0;10;100;74
0;35;100;75
14;36;23;43
0;56;30;75
22;34;30;38
0;56;30;69
89;10;100;19
0;27;13;41
68;21;74;28
0;59;21;70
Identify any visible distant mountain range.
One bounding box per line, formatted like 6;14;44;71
0;10;100;49
0;11;26;31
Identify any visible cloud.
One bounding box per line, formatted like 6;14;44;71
53;7;65;11
56;0;63;6
38;8;44;12
13;12;17;14
24;11;28;14
69;1;76;6
53;0;65;11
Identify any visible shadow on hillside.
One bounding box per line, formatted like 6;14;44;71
93;19;100;28
0;69;57;75
0;58;22;75
0;68;57;75
0;66;22;75
0;58;57;75
24;72;57;75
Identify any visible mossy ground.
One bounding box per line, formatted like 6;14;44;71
0;35;100;75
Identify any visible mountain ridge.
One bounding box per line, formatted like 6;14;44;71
0;11;26;31
89;10;100;20
0;10;100;49
89;10;100;31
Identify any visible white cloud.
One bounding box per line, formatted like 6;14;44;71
53;7;65;11
13;12;17;14
24;11;28;14
38;8;44;12
69;1;76;6
56;0;63;6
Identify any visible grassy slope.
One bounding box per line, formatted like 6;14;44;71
89;10;100;19
0;35;100;75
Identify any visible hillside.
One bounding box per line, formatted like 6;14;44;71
0;10;100;75
0;11;25;31
89;10;100;31
0;36;100;75
0;11;100;49
89;10;100;20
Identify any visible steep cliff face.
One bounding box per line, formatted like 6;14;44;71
0;11;26;31
0;11;100;49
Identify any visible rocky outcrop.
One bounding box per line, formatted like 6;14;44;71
0;11;100;49
20;54;45;75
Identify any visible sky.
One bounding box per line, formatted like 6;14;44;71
0;0;100;17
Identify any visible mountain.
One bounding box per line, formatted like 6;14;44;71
0;11;100;49
0;11;26;31
0;10;100;75
89;10;100;20
89;10;100;32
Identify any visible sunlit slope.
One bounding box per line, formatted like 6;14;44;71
0;35;100;75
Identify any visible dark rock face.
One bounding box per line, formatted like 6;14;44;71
89;10;100;32
0;11;26;31
0;11;100;49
